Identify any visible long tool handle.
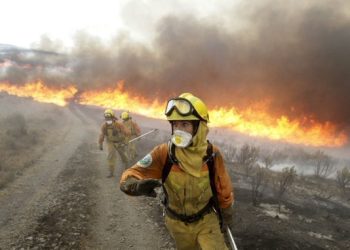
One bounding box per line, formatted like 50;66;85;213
128;129;158;143
226;227;238;250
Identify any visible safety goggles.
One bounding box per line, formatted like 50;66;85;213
165;98;202;120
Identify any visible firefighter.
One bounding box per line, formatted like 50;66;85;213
120;111;141;160
120;93;234;250
99;109;130;177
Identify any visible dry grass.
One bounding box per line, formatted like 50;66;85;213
0;113;49;189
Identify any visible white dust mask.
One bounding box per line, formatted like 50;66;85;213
106;120;113;125
171;130;193;148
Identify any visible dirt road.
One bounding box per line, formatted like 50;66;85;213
0;104;175;249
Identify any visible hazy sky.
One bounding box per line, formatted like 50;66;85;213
0;0;238;48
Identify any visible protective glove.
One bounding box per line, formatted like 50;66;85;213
120;178;161;197
137;179;161;197
221;204;234;229
99;144;103;151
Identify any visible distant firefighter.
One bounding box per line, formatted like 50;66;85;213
98;109;130;177
120;93;234;250
120;111;141;160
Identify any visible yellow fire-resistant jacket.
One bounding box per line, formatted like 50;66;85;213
122;119;141;138
99;121;130;144
120;143;234;215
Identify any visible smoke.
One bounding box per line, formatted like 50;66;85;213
1;0;350;127
145;0;350;127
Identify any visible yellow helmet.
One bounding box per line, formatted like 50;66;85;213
165;93;209;122
121;111;130;120
104;108;115;119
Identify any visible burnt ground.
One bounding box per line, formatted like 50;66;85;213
229;172;350;250
0;96;349;250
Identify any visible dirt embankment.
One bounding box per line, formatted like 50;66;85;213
0;96;69;189
0;100;94;248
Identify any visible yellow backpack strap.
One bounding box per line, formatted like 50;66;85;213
161;142;178;207
162;142;177;183
205;140;223;229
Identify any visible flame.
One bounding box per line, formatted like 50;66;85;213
0;81;77;106
210;106;347;147
79;82;347;147
79;81;164;118
1;81;348;147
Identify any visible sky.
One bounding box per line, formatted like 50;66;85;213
0;0;238;49
1;0;126;48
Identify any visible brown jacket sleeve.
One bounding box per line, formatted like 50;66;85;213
98;123;106;145
132;121;141;136
116;122;131;136
120;143;168;183
213;145;234;209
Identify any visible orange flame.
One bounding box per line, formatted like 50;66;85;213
79;82;347;147
210;106;347;147
79;81;164;118
0;81;77;106
0;81;348;147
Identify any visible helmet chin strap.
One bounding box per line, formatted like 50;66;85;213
170;121;174;135
192;120;200;135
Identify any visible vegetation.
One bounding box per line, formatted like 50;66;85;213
336;166;350;194
236;144;259;177
0;113;42;189
273;166;297;212
312;150;335;178
250;164;268;206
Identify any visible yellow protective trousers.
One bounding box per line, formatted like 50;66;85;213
165;211;228;250
128;141;137;160
107;141;129;174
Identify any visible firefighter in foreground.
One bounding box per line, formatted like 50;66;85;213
120;111;141;160
99;109;130;177
120;93;234;250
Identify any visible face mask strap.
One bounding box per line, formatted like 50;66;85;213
191;120;200;135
